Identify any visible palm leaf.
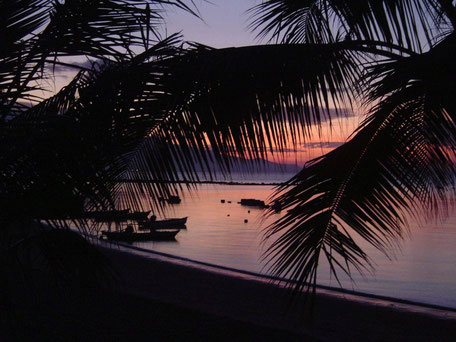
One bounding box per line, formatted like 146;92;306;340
264;32;456;293
160;42;364;157
249;0;449;50
1;35;200;222
108;41;367;211
2;39;367;218
0;0;198;120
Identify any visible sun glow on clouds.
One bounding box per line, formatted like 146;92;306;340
258;113;363;166
202;112;363;168
40;62;363;169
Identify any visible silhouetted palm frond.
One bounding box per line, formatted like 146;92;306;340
2;0;456;312
0;2;204;320
264;30;456;293
8;39;370;217
249;0;449;49
161;42;365;153
1;35;184;224
108;41;371;212
0;0;198;119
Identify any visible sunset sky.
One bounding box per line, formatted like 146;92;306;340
47;0;361;166
165;0;258;47
165;1;362;165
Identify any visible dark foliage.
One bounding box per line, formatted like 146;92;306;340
256;1;456;294
1;0;456;306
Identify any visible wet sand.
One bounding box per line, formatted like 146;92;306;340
102;244;456;341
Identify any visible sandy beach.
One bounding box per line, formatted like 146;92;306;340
4;238;456;341
100;242;456;341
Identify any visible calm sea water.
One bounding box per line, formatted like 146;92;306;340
125;178;456;309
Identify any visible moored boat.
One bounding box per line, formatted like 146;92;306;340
82;209;151;221
124;210;151;220
240;199;269;208
138;217;188;230
86;209;130;221
101;229;179;242
167;196;181;204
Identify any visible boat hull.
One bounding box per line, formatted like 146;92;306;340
124;211;151;220
83;210;151;222
101;230;179;242
240;199;269;208
138;217;187;230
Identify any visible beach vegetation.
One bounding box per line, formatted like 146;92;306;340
1;0;455;305
254;0;456;295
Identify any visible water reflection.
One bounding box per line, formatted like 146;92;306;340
128;184;456;308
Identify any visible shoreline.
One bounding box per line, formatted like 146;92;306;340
97;239;456;341
98;238;456;315
118;179;285;186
